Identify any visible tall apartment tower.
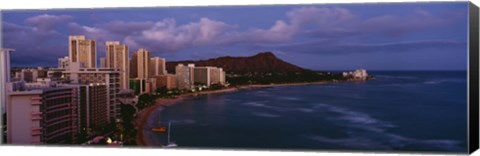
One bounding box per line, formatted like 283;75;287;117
105;41;129;89
1;49;14;114
149;57;166;76
69;35;97;68
133;48;150;79
7;86;79;144
175;64;195;90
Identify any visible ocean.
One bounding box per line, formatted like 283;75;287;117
144;71;468;153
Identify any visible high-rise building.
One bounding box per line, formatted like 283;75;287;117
155;74;177;90
105;41;129;89
62;65;120;123
61;83;108;133
132;48;150;79
194;67;211;86
175;64;195;90
100;57;106;68
129;57;137;79
69;35;97;68
7;85;79;144
1;48;14;114
58;56;69;69
149;57;166;76
210;67;226;85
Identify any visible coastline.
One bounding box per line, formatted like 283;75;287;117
134;80;355;146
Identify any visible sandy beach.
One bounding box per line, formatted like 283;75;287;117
134;80;338;146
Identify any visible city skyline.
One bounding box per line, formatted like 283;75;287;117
2;2;469;71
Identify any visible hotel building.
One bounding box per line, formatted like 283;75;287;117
175;64;195;90
131;48;150;79
61;83;108;133
155;74;177;90
69;35;97;68
61;63;121;123
58;56;69;69
7;85;79;144
1;49;14;114
193;67;211;86
209;67;226;85
149;57;166;76
105;41;129;89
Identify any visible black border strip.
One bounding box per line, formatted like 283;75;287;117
469;1;479;154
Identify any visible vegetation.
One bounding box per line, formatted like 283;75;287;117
227;71;346;86
119;104;137;145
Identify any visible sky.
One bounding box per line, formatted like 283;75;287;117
1;2;469;71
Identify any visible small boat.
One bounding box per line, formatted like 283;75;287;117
163;121;178;148
151;127;167;133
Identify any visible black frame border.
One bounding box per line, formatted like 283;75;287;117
469;1;479;154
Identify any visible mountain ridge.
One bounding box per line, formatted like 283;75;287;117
166;52;310;73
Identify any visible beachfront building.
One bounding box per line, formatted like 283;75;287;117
61;83;108;134
149;57;167;76
69;35;97;68
105;41;129;90
209;67;226;85
132;48;150;79
58;56;69;69
155;74;177;90
193;67;212;87
129;78;157;95
7;84;79;144
62;63;121;123
175;64;195;90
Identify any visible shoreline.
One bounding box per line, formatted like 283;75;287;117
134;80;360;146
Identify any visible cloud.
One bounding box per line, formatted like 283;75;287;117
306;8;465;39
3;6;467;67
3;20;67;67
287;7;355;27
274;39;466;55
25;14;73;31
122;18;233;52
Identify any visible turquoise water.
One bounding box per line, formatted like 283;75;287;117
144;71;467;153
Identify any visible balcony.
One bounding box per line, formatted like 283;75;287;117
31;100;42;105
31;127;42;131
31;130;42;136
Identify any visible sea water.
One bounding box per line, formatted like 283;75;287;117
144;71;467;152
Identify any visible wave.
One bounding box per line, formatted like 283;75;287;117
279;96;300;101
308;103;464;151
296;108;316;113
423;79;466;85
375;75;418;80
252;112;280;118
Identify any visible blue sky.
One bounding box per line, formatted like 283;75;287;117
1;2;469;70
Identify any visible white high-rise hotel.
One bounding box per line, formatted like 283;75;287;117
105;41;129;89
69;35;97;68
1;49;14;114
175;64;195;90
